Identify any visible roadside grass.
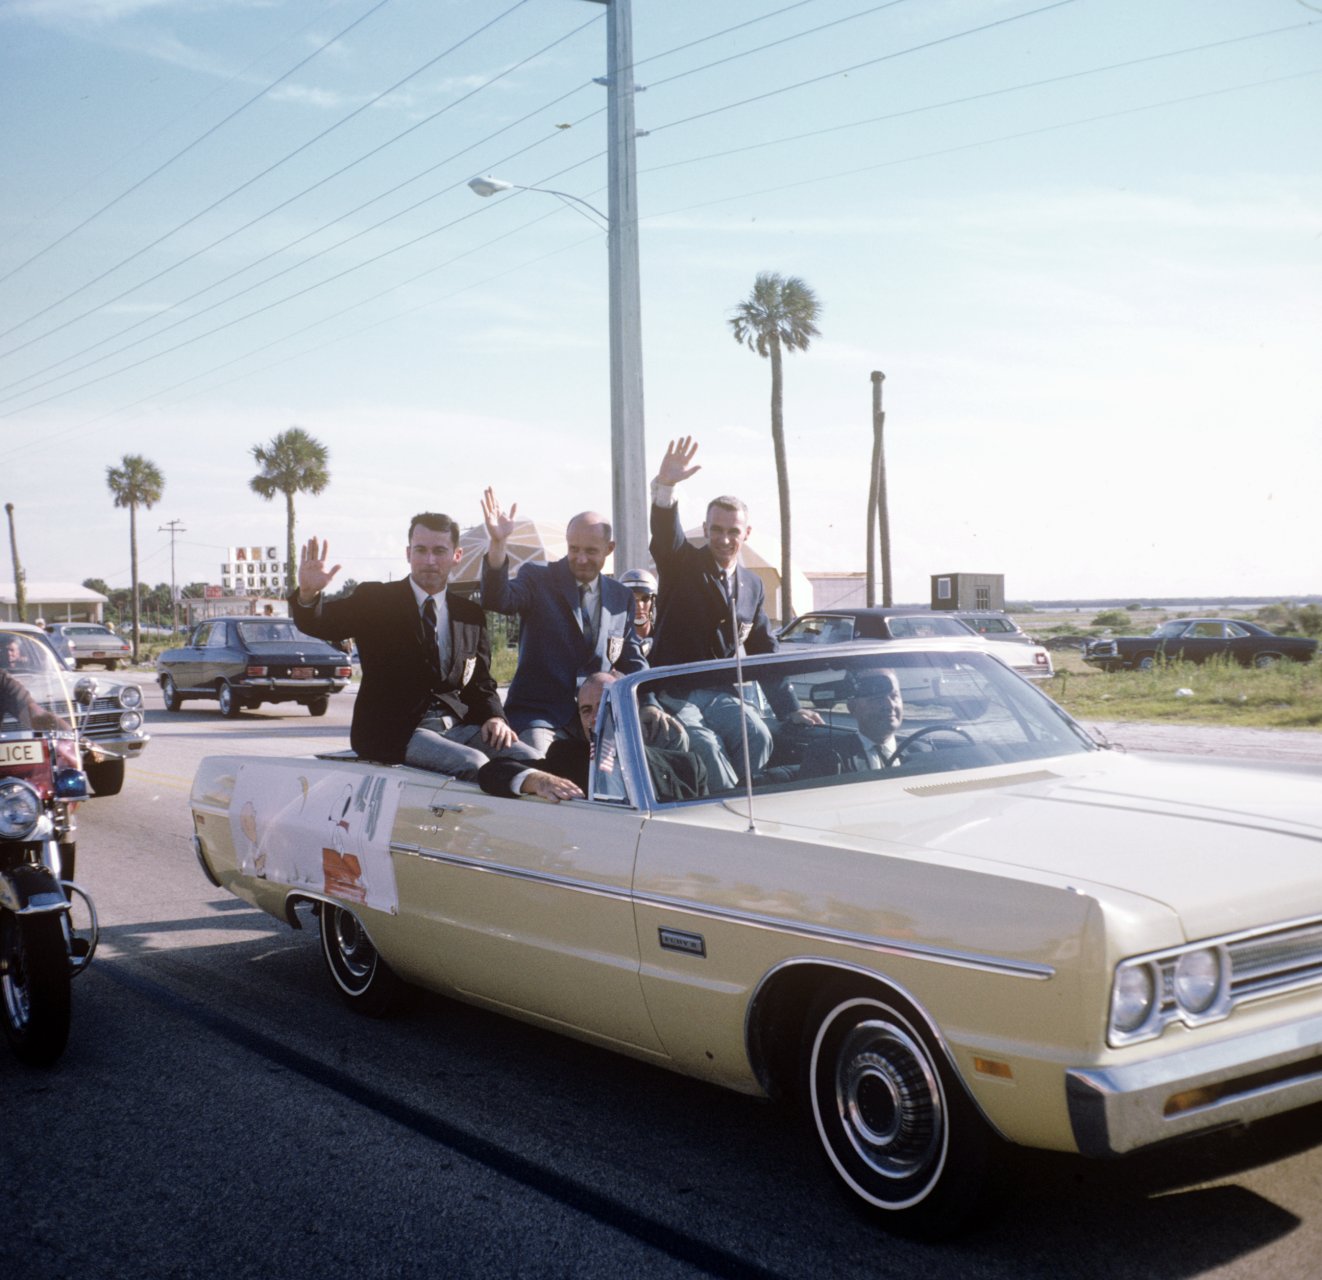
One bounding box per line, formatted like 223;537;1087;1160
1044;653;1322;730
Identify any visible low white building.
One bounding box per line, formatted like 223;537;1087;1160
0;581;108;624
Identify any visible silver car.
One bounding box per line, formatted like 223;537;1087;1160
44;622;132;671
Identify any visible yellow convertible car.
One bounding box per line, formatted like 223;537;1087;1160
189;643;1322;1237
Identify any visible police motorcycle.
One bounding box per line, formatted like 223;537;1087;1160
0;627;98;1066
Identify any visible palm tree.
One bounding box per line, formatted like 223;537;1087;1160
106;454;165;660
249;427;330;591
728;272;821;622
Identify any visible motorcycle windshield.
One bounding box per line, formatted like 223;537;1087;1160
0;629;77;736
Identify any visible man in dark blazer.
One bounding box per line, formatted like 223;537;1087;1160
479;490;646;752
798;666;933;779
290;514;537;778
647;436;819;784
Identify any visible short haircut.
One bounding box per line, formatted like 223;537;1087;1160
567;512;613;542
408;512;460;547
706;495;748;525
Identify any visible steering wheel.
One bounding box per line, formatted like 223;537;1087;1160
892;724;975;761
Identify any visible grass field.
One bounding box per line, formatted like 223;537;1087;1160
1021;608;1322;731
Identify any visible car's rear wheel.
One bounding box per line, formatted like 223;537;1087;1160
218;682;243;718
1253;652;1283;669
800;981;996;1239
105;660;119;671
161;675;182;712
318;904;408;1017
84;757;125;797
307;696;330;717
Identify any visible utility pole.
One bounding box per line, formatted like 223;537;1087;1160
5;503;27;623
159;519;186;634
585;0;646;575
866;372;893;607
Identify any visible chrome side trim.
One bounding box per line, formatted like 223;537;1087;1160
389;842;1053;980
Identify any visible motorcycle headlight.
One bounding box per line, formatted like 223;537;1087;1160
117;684;143;710
0;779;42;840
1173;948;1223;1015
118;710;144;734
1111;962;1156;1036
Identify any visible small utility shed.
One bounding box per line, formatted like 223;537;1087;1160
930;573;1005;612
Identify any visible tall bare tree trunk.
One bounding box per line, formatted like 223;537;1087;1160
5;503;26;623
769;337;794;622
285;489;297;592
129;502;141;661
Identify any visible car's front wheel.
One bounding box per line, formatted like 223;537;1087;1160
218;682;243;718
0;909;71;1067
84;757;125;797
318;905;409;1017
1135;652;1157;671
800;982;996;1239
161;675;182;712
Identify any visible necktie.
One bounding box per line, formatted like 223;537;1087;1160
422;596;444;678
578;583;593;636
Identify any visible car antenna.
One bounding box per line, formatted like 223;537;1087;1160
728;573;757;834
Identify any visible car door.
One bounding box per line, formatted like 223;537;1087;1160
1169;621;1225;664
395;775;664;1053
171;623;212;689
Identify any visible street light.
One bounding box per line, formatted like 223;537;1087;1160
466;0;647;576
467;176;609;230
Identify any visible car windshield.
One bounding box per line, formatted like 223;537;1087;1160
0;629;76;735
629;649;1095;806
779;616;856;644
236;621;321;646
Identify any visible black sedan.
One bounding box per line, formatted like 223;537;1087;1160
156;616;352;716
1083;618;1317;671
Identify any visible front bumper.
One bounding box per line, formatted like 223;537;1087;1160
82;732;149;761
1066;1011;1322;1156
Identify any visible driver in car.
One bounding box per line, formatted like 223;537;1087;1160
799;667;932;777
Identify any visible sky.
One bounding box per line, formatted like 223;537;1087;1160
2;0;1319;614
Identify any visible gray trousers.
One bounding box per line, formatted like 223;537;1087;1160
404;713;539;781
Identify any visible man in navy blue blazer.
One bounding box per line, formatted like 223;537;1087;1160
647;436;819;784
480;489;646;752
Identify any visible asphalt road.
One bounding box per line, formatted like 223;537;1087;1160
3;681;1321;1279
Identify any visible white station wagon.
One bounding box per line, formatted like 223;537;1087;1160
188;642;1322;1237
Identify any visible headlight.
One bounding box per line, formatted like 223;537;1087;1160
1174;949;1222;1015
0;779;43;839
118;710;144;734
117;684;143;709
1111;963;1156;1035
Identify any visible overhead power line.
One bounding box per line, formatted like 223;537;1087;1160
0;0;396;290
0;0;535;346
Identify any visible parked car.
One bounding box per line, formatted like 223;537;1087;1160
1083;618;1318;672
2;622;148;796
157;616;353;717
189;642;1322;1236
779;606;1053;679
44;622;132;670
951;610;1033;644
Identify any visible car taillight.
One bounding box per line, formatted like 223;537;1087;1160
336;666;352;678
245;665;268;677
1035;653;1048;665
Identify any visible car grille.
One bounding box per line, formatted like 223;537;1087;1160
77;694;128;740
1229;919;1322;1004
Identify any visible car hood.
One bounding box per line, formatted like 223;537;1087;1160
742;753;1322;940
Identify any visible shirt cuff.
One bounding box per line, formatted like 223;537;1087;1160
650;479;676;507
510;768;537;797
